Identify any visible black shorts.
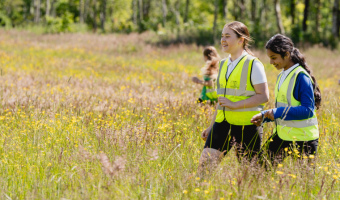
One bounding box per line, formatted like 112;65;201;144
260;132;319;164
204;120;263;160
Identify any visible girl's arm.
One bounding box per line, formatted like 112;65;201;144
219;82;269;109
192;77;214;87
251;73;315;125
251;110;272;126
219;60;269;109
272;73;315;120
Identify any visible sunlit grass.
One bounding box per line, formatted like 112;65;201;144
0;30;339;199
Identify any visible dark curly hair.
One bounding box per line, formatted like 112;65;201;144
265;34;321;109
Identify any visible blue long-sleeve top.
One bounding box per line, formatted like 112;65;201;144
262;73;315;122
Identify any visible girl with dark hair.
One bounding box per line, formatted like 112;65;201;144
192;46;220;104
251;34;321;165
198;21;269;174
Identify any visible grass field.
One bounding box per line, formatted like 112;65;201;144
0;30;340;199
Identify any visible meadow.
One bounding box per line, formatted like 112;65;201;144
0;30;339;199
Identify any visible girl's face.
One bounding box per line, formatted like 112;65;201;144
221;26;244;54
266;49;290;70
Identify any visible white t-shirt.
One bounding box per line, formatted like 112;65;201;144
278;63;299;90
225;51;267;85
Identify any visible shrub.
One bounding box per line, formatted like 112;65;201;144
45;12;74;33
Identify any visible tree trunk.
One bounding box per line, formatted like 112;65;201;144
239;0;245;20
34;0;41;23
302;0;309;32
30;0;34;16
51;0;56;17
24;1;30;21
80;0;84;23
171;0;181;39
84;0;89;21
175;0;180;25
137;0;144;31
251;0;256;22
161;0;167;27
274;0;285;34
213;0;219;42
262;0;268;31
223;0;228;22
46;0;50;17
93;0;98;31
139;0;143;22
100;0;107;31
143;0;151;20
290;0;295;24
315;0;320;33
332;0;339;37
260;0;267;22
170;0;181;26
132;0;137;24
109;2;114;26
338;4;340;37
184;0;189;23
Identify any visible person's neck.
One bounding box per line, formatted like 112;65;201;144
230;49;244;62
283;61;296;71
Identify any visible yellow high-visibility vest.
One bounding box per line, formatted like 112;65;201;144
274;66;319;141
205;85;218;100
215;55;264;125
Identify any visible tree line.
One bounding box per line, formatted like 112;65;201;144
0;0;339;48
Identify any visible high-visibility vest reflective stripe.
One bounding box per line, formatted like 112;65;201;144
215;55;264;125
216;88;257;97
276;118;318;128
274;66;319;141
216;104;264;112
205;87;218;100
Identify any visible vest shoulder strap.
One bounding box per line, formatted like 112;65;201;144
245;55;256;61
216;58;228;89
295;67;314;84
219;58;228;68
276;71;283;83
239;55;256;91
286;66;314;105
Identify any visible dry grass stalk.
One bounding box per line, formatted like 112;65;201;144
98;153;114;177
148;149;159;160
78;145;93;161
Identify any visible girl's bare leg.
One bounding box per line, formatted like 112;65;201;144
197;148;224;177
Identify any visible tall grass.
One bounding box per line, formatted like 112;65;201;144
0;30;339;199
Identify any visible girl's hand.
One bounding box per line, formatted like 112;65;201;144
250;110;275;126
192;77;200;84
201;127;211;141
264;109;275;121
218;97;235;109
251;113;263;126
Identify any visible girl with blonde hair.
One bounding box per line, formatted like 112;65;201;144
192;46;220;104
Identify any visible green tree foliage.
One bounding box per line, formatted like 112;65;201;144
0;0;338;47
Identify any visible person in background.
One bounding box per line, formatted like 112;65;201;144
198;21;269;175
251;34;321;166
192;46;220;104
